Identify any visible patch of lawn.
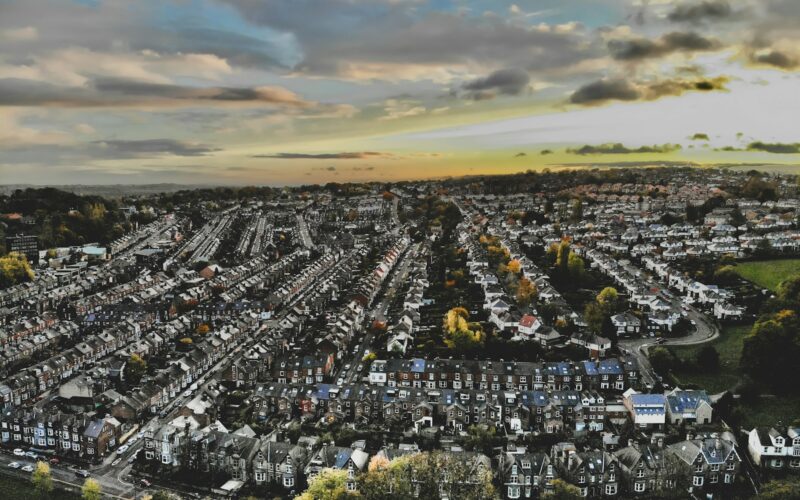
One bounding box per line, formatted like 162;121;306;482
0;474;80;500
738;395;800;429
734;259;800;292
668;324;752;393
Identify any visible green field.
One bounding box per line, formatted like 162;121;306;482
734;259;800;292
0;474;80;500
738;396;800;429
669;324;751;393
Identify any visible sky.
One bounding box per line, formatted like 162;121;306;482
1;0;799;185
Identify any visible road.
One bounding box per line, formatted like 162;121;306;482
619;281;720;389
296;214;314;249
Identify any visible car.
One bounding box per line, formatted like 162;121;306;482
336;377;344;385
7;462;20;469
111;457;122;466
357;363;364;371
128;450;140;464
116;445;129;455
24;451;38;459
343;364;351;371
690;320;697;325
183;390;192;398
21;464;34;473
13;449;24;457
137;430;146;439
140;479;152;487
48;457;60;465
75;469;90;478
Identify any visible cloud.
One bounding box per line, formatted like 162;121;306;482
92;139;221;157
514;152;527;157
746;141;800;154
540;149;553;155
667;1;734;23
569;79;641;105
750;50;798;69
566;143;682;155
462;68;530;99
690;133;710;140
570;75;729;105
251;151;394;160
608;32;719;61
0;77;315;109
2;26;37;41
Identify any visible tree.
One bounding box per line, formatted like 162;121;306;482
195;323;210;335
759;477;800;500
81;478;102;500
31;461;53;498
295;468;357;500
571;199;583;221
125;353;147;384
584;302;605;335
543;479;582;499
443;307;484;353
596;287;619;315
0;252;35;287
515;277;537;306
555;240;571;272
649;346;678;375
567;252;585;280
506;259;521;275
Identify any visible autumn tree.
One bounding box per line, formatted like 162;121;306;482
0;252;35;287
596;287;620;315
515;277;538;306
443;307;484;352
82;478;102;500
543;479;582;499
195;323;210;335
31;461;53;498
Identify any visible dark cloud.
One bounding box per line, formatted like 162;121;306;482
608;32;719;61
691;133;710;140
570;75;729;106
540;150;553;155
91;139;221;157
750;50;798;69
351;166;376;171
667;1;734;23
0;77;310;108
746;142;800;154
569;79;641;105
514;152;527;157
553;161;699;168
566;143;682;155
463;68;530;100
251;152;393;160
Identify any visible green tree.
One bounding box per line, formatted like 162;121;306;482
31;461;53;498
584;302;604;335
556;240;571;272
543;479;582;499
649;346;679;375
567;252;585;280
125;353;147;384
296;468;357;500
443;307;484;353
81;478;102;500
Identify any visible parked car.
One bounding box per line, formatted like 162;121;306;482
24;451;38;460
7;462;20;469
128;450;141;464
116;444;129;455
183;389;192;398
48;457;60;465
12;449;24;457
75;469;90;478
140;479;152;487
21;464;34;473
112;457;122;466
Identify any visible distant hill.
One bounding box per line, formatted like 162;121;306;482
0;184;211;198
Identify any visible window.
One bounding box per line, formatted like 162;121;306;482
605;484;616;495
634;482;645;492
710;474;718;484
693;476;703;487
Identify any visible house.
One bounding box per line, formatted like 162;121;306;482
747;426;800;470
304;443;369;493
517;314;542;338
497;450;555;499
253;440;309;490
666;433;741;493
624;392;666;428
665;389;712;425
611;312;642;337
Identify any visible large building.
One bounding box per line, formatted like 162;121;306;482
6;234;39;263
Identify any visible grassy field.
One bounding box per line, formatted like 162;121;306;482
668;324;751;393
738;396;800;429
734;259;800;292
0;474;80;500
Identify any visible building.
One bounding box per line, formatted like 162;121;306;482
6;235;39;263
